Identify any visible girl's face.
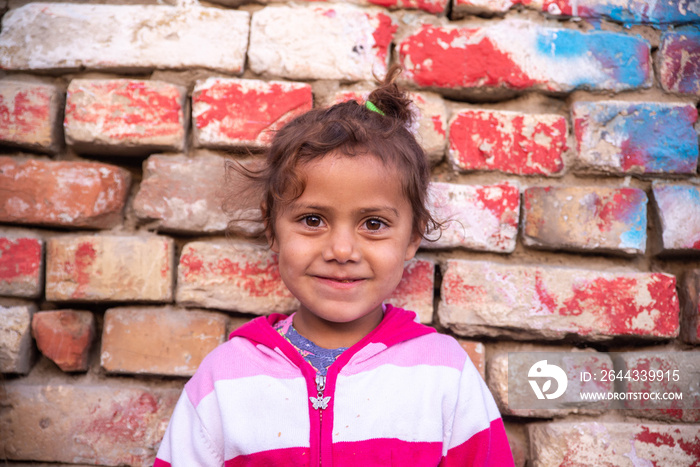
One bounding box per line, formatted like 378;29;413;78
271;153;421;349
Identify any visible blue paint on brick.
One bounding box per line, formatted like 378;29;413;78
618;201;646;252
577;102;699;174
577;2;700;26
536;29;650;89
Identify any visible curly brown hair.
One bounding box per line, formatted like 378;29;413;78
224;66;441;244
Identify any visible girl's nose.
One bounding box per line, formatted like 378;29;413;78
322;228;361;263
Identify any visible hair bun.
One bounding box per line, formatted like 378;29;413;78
366;65;415;128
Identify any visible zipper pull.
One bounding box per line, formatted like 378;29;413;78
310;374;330;410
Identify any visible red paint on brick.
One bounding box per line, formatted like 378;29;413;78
368;0;445;14
450;110;565;175
72;242;96;299
560;274;678;336
635;426;676;449
161;242;169;278
475;183;520;219
86;392;158;443
195;82;311;144
535;273;556;313
215;258;287;298
399;26;537;89
392;261;433;297
0;238;41;280
593;188;644;231
179;253;204;279
65;81;182;140
370;13;397;63
431;115;446;137
660;34;700;93
0;88;51;136
443;273;487;305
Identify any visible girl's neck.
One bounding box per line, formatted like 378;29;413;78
292;307;384;349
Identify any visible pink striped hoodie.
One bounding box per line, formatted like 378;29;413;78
154;305;514;466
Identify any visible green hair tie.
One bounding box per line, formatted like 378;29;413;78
365;100;385;116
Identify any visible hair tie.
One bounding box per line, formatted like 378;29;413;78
365;100;385;116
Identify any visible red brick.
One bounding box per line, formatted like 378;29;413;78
652;181;700;253
64;79;187;155
523;186;647;255
504;422;528;467
528;422;700;466
397;20;651;95
101;307;227;377
0;381;180;466
658;30;700;95
133;154;233;234
422;182;520;252
385;257;435;324
0;301;36;374
0;80;62;154
0;3;250;73
331;90;447;164
438;260;679;341
448;108;566;175
0;233;43;298
681;270;700;344
457;339;485;379
248;4;396;81
615;350;700;422
0;157;131;229
210;0;448;14
193;78;312;149
176;241;298;315
46;235;174;302
31;310;94;372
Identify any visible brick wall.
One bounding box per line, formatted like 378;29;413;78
0;0;698;465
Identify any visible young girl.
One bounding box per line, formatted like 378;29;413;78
154;68;514;466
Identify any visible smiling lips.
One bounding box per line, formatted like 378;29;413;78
314;276;366;287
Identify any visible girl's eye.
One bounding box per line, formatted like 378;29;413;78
303;215;322;227
365;219;385;231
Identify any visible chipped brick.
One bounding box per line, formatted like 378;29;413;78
31;310;94;372
573;100;698;175
385;257;435;324
658;30;700;95
45;235;174;303
0;3;250;73
448;108;566;175
0;157;131;229
0;234;43;298
101;307;227;377
681;270;700;345
64;79;187;156
438;260;679;341
249;4;396;81
422;182;520;252
0;301;36;374
652;182;700;253
523;186;647;255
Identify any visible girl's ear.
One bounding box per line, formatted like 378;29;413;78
404;231;422;261
261;201;278;252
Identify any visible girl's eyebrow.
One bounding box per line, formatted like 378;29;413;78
289;203;400;217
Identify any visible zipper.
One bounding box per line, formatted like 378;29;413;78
309;374;329;466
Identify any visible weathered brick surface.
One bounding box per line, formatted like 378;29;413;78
176;241;299;315
193;78;312;149
422;182;520;252
64;79;187;156
0;3;250;73
453;0;700;24
528;422;700;467
331;90;447;164
385;257;435;324
448;109;566;175
248;4;396;81
0;302;36;374
211;0;448;13
652;182;700;253
0;234;43;298
488;350;614;417
615;351;700;422
398;20;651;94
101;307;227;377
0;80;62;154
573;100;698;175
457;339;485;379
0;157;131;229
133;154;231;234
46;235;174;302
31;310;94;372
0;381;180;466
658;30;700;95
523;186;647;255
438;260;679;340
681;270;700;344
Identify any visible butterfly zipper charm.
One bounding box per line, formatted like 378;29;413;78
310;374;330;410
